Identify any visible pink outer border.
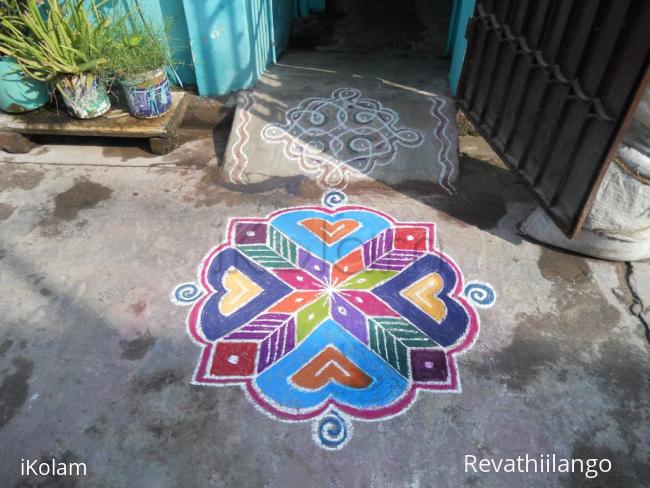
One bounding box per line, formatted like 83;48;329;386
185;205;480;422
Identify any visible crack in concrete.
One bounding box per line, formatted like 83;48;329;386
624;261;650;345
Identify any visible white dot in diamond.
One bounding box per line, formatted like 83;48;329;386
228;355;239;365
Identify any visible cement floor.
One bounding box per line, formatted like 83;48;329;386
0;126;648;486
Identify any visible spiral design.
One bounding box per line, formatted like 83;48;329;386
322;190;348;209
313;410;352;450
464;282;496;307
172;282;203;305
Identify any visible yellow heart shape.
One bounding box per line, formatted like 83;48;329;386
218;267;263;316
401;272;447;322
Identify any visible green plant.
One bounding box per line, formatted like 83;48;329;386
102;14;173;78
0;0;112;81
0;1;31;39
0;1;21;19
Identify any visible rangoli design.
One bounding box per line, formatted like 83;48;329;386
229;91;255;185
429;95;456;195
261;88;424;188
173;191;495;449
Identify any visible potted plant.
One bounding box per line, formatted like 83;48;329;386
0;0;50;113
104;16;174;118
0;0;112;119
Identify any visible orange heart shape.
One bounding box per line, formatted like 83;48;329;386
291;346;372;390
300;218;360;245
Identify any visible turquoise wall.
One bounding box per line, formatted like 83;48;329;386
446;0;476;95
181;0;296;96
101;0;467;97
101;0;324;96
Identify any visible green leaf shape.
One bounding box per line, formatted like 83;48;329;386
368;317;438;377
296;295;329;343
339;269;397;290
237;227;298;269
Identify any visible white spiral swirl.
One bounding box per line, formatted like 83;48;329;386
322;190;348;208
464;282;496;308
312;410;352;450
171;282;203;306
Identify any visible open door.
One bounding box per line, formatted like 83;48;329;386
456;0;650;237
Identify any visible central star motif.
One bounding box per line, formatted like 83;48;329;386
269;251;399;344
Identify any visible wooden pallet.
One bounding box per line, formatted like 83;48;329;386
0;91;189;155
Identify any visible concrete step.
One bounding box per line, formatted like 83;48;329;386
222;51;459;194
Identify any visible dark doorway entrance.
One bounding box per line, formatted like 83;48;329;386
289;0;453;58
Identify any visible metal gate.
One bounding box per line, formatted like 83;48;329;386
457;0;650;236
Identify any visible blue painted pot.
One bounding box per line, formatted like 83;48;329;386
0;56;50;113
120;68;172;118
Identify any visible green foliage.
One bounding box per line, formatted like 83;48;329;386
0;0;30;37
0;0;112;81
101;16;173;79
0;0;26;17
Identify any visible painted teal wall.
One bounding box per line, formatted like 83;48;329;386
99;0;324;96
90;0;473;97
447;0;476;95
100;0;464;97
181;0;296;96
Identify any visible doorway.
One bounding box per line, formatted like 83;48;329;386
221;0;464;192
289;0;453;59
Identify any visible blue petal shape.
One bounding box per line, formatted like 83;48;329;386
271;209;391;263
255;320;408;410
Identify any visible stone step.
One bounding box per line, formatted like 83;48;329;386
221;51;459;194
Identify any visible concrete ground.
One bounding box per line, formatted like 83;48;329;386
1;122;649;486
1;1;649;486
